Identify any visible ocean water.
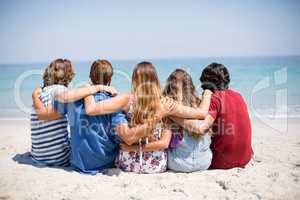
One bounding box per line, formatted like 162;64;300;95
0;56;299;119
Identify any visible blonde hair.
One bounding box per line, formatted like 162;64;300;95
131;61;162;126
43;58;75;87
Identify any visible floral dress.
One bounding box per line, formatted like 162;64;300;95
115;98;167;174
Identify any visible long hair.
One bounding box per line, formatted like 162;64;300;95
43;58;75;87
163;69;201;138
131;61;162;126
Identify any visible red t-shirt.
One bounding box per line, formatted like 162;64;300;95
208;89;253;169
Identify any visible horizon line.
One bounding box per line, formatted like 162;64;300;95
1;54;300;65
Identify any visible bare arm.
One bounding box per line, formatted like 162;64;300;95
142;129;172;151
120;128;172;152
198;89;213;113
163;90;212;119
32;84;108;120
55;85;116;103
170;114;215;135
32;88;62;120
115;122;155;145
84;93;130;116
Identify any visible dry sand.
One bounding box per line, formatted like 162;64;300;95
0;118;300;200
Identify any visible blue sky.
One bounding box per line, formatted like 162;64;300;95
0;0;299;63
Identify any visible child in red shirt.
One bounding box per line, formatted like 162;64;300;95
201;63;253;169
172;62;253;169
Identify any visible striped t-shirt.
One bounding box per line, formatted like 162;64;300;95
30;84;70;167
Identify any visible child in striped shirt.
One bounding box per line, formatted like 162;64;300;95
31;59;113;167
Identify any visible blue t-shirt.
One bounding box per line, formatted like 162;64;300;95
53;92;127;175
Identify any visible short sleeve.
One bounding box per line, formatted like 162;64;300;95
51;85;67;99
48;85;67;106
53;99;68;116
111;110;128;129
208;95;220;120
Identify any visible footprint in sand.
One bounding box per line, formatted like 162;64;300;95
267;172;279;181
294;163;300;168
216;180;230;191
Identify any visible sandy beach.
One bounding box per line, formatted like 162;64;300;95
0;118;300;200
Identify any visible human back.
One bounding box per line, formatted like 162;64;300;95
116;61;171;173
209;89;252;169
163;69;212;172
30;59;74;167
200;62;253;169
62;92;126;174
53;59;128;174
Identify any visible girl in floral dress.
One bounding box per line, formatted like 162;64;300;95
115;62;172;173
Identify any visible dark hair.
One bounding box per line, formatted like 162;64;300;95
200;62;230;92
89;59;113;85
43;58;75;87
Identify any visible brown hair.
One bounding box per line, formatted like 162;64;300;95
131;61;162;126
43;58;75;87
89;59;113;85
163;69;201;138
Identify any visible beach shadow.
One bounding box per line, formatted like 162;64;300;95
101;168;122;176
12;152;72;172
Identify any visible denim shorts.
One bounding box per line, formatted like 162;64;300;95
168;131;212;172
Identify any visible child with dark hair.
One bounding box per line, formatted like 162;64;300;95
172;63;253;169
200;63;230;92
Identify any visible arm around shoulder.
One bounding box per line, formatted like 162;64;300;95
163;90;212;119
32;87;62;121
84;93;130;116
171;114;215;135
142;128;172;151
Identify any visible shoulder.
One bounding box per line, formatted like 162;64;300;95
211;91;222;102
47;84;68;96
47;84;67;91
227;89;244;100
212;89;241;100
